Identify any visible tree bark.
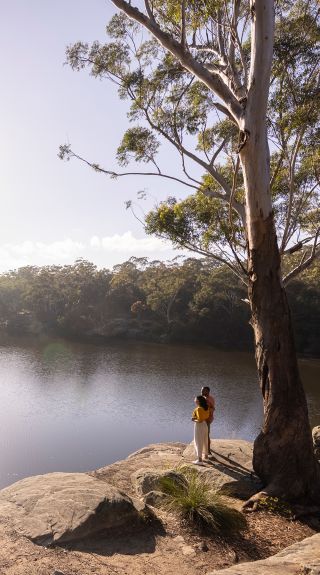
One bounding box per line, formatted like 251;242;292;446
239;0;320;503
247;211;320;501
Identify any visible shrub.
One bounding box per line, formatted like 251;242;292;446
158;467;247;533
255;496;293;518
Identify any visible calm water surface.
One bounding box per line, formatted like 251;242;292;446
0;339;319;488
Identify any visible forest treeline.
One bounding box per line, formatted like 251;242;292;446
0;257;319;356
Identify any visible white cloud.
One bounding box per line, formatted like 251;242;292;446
0;239;84;272
95;231;171;253
90;235;101;248
0;232;189;273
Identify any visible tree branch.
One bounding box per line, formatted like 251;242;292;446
171;238;248;285
60;147;199;191
144;0;155;22
142;106;235;198
283;229;320;285
110;0;243;123
280;129;305;253
247;0;274;123
181;0;186;49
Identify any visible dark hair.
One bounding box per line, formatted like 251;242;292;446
202;386;210;393
196;395;208;410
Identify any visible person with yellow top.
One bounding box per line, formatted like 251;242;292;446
192;395;209;465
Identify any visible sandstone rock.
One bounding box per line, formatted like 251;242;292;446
182;439;259;496
218;477;263;500
207;533;320;575
131;468;184;496
312;426;320;459
0;472;143;546
183;439;253;466
143;490;168;507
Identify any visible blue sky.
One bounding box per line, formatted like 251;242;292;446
0;0;191;272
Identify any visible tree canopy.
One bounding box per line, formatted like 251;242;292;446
60;0;320;502
60;0;319;284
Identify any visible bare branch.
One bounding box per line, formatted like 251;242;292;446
144;0;155;22
181;0;186;49
142;106;236;199
283;234;319;255
270;151;284;190
280;129;305;253
210;136;230;165
171;238;248;285
283;228;320;285
62;147;199;191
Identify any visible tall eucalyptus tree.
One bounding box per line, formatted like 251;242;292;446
61;0;320;504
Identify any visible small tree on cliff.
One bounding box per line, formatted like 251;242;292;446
60;0;320;504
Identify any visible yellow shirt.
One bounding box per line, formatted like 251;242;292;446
192;406;209;422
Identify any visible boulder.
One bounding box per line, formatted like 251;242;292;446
312;426;320;459
183;438;253;466
131;468;184;496
143;490;168;507
183;439;260;496
0;472;143;546
207;533;320;574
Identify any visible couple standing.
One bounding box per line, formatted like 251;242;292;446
192;386;215;465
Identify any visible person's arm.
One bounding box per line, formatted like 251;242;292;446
192;408;198;421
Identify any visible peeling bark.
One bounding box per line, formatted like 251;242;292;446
247;215;320;502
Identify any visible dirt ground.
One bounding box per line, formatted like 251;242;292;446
0;505;315;575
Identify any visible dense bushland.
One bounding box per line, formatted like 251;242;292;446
0;257;318;356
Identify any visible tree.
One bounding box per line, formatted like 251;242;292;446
141;258;193;325
61;1;320;504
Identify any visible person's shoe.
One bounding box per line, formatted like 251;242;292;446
203;456;210;462
192;459;204;466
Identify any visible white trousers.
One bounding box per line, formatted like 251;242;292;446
194;421;208;459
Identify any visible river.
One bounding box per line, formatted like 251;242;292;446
0;338;319;489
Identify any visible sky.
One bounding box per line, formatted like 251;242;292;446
0;0;192;273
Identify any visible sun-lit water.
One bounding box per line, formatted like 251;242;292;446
0;338;319;489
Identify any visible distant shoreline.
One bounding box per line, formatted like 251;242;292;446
0;329;319;360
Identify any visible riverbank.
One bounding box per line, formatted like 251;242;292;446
0;259;319;358
1;329;320;360
0;440;318;575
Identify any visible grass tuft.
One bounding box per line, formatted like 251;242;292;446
158;467;247;533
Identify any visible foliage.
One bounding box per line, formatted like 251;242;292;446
0;258;318;355
62;1;320;285
158;466;247;533
255;496;293;519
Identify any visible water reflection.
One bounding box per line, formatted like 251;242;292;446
0;339;318;488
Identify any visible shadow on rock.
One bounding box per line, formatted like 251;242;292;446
58;512;166;556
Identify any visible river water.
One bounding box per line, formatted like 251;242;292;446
0;338;319;489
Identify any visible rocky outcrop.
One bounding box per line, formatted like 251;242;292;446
0;472;144;545
0;441;318;575
131;468;184;497
182;439;262;499
208;533;320;574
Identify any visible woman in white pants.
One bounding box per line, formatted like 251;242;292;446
192;395;209;465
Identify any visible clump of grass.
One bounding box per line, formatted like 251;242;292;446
158;467;247;534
